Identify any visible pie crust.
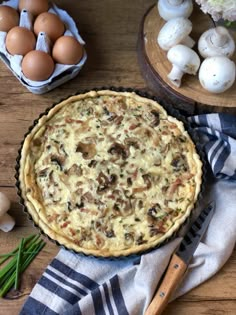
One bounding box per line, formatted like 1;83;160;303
18;90;202;257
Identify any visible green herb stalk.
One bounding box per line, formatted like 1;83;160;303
0;234;46;298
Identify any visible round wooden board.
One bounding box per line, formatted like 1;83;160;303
137;4;236;111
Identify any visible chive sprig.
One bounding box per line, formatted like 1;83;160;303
0;234;46;297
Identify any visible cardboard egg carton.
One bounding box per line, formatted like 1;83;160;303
0;0;87;94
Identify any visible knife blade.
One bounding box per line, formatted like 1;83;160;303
145;201;215;315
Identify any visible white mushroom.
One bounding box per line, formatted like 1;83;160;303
157;17;195;51
199;56;236;93
157;0;193;21
167;44;200;87
198;26;235;58
0;192;15;232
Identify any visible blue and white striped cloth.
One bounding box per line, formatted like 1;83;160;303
189;113;236;180
20;113;236;315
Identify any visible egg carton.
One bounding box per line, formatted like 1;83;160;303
0;0;87;94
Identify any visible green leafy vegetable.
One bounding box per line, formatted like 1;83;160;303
0;234;46;297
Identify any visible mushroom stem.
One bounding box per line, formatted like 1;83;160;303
167;64;184;87
0;213;15;232
181;35;195;48
211;27;229;47
168;0;183;5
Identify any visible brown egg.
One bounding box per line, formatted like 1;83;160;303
18;0;49;16
34;12;65;42
5;26;36;56
22;50;55;81
0;5;19;32
52;36;84;65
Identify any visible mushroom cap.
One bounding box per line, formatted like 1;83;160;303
0;212;15;232
0;192;11;216
157;0;193;21
198;26;235;58
167;44;200;74
199;56;236;93
157;17;192;50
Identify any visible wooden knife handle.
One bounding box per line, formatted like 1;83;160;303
145;254;187;315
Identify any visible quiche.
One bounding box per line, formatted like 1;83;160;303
18;90;202;257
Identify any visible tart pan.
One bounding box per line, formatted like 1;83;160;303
15;87;207;259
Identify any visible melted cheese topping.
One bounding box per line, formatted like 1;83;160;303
19;91;202;257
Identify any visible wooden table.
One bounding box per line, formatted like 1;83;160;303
0;1;235;314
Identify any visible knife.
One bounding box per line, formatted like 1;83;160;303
145;201;215;315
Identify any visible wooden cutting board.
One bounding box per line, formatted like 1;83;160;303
137;4;236;113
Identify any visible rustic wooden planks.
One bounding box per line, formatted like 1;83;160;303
0;1;235;314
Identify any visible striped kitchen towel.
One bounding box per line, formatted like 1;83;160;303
20;113;236;315
188;113;236;180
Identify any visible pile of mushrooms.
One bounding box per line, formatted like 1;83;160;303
156;0;236;93
0;192;15;232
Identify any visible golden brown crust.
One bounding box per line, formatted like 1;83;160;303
18;90;202;257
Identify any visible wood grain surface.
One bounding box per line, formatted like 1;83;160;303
0;1;235;314
139;4;236;108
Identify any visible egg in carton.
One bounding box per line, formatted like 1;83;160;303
0;0;87;94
